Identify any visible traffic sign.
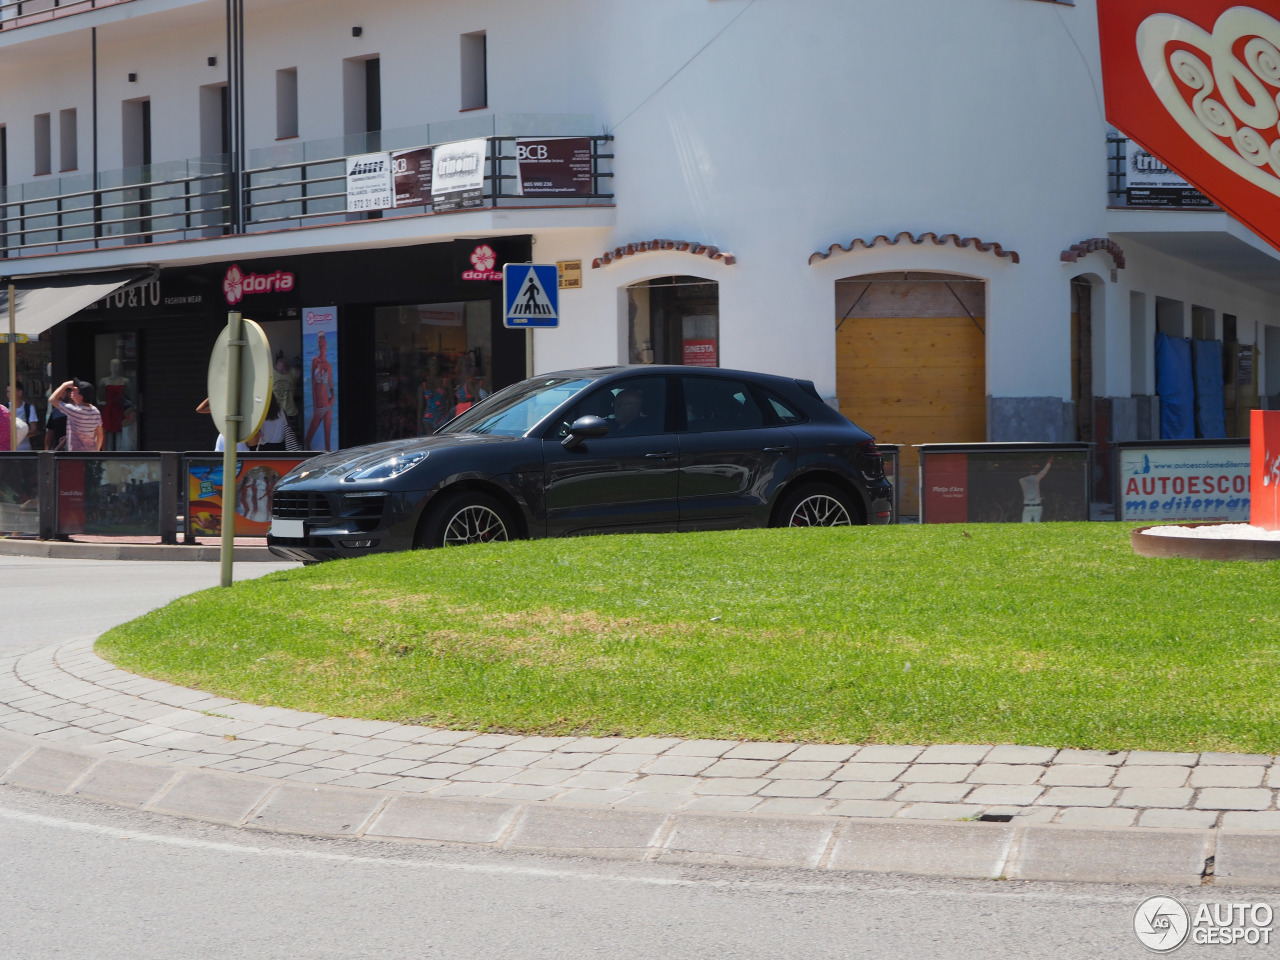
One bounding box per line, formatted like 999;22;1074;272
503;264;560;328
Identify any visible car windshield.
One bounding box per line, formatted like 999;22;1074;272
439;376;593;436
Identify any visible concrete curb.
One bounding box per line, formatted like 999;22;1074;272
1;729;1276;886
0;539;278;562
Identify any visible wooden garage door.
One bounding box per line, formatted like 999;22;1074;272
836;278;986;516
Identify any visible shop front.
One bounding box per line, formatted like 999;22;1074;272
54;237;533;452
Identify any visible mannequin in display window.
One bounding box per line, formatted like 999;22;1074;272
98;358;133;451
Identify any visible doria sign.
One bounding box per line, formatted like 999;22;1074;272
1099;2;1280;252
1117;444;1251;522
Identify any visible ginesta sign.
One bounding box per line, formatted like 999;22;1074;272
223;263;296;305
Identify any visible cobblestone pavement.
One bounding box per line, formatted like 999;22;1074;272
3;636;1278;832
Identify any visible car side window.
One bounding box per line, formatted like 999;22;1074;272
757;388;807;426
681;377;766;433
557;377;668;438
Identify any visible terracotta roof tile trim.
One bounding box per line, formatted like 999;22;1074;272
1061;238;1126;270
592;240;736;269
808;231;1021;265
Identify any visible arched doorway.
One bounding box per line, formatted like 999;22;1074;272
835;272;987;516
626;276;720;366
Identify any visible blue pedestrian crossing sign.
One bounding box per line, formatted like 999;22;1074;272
503;264;560;328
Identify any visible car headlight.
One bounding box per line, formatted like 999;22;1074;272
343;451;428;482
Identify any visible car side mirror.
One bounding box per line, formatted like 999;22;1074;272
562;414;610;449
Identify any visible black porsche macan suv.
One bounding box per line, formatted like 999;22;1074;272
267;365;893;562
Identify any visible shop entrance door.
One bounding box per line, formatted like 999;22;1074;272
835;274;986;516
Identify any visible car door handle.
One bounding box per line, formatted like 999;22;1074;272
645;451;676;459
764;446;793;453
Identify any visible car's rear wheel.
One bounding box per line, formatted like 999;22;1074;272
416;490;514;548
775;482;860;528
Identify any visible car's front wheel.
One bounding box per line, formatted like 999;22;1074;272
775;482;861;528
415;490;515;548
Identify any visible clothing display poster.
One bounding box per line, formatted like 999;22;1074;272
302;306;339;451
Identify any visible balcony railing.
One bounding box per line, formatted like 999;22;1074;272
0;115;614;259
0;0;135;31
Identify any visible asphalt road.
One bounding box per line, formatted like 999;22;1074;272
1;554;1274;958
3;555;296;648
5;785;1268;960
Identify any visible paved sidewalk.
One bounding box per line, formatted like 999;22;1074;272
1;635;1278;885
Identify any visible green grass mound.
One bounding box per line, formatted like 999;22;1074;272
96;524;1280;753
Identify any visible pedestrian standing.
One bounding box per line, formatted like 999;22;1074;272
49;379;104;451
6;385;40;451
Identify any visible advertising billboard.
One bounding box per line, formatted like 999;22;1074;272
188;456;307;537
920;446;1091;524
431;138;487;212
345;152;394;212
515;138;593;197
1116;442;1251;523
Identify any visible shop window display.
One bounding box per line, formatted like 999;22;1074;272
627;276;720;367
94;332;139;451
374;301;493;442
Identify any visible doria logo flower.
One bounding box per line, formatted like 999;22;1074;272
223;264;244;305
1138;8;1280;197
471;245;496;272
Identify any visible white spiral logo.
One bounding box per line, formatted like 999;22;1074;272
1235;126;1270;166
1138;9;1280;198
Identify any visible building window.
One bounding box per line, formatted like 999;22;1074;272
461;31;487;110
343;56;380;149
122;98;151;170
0;125;7;190
59;108;77;171
627;276;720;367
276;68;298;139
33;113;51;176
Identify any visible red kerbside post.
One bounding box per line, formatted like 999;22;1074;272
1251;410;1280;530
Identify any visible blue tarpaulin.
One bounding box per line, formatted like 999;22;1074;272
1155;333;1194;439
1192;338;1227;439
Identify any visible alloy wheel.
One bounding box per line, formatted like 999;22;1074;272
442;505;510;545
787;494;852;527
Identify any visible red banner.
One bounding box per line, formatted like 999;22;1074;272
57;459;85;535
1252;409;1280;529
923;453;969;524
1099;2;1280;252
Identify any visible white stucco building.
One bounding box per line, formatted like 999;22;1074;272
2;0;1277;506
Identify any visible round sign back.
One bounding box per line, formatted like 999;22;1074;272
207;316;271;443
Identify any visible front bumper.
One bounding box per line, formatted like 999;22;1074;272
266;486;419;562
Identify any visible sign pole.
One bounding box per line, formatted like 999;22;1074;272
220;311;244;588
7;283;16;453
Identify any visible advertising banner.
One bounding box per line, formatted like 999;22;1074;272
302;306;339;451
431;138;488;212
920;446;1090;524
515;138;593;196
56;457;162;537
682;339;718;367
1098;1;1280;252
1251;410;1280;529
0;456;39;534
391;146;433;207
187;456;307;537
1122;140;1213;208
345;152;394;212
1117;443;1251;523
